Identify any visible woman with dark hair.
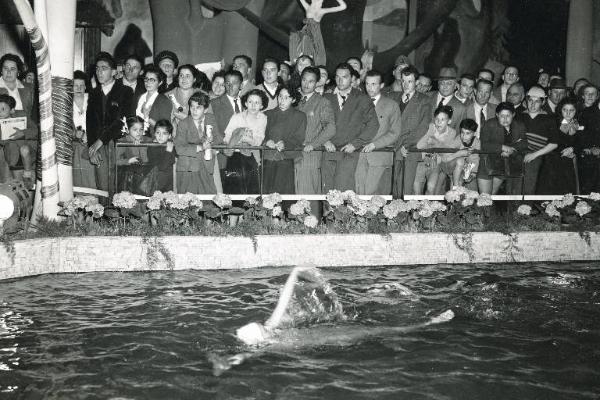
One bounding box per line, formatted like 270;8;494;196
136;64;172;134
536;98;580;194
263;85;307;194
576;85;600;194
223;88;269;194
0;53;34;120
166;64;205;131
72;70;96;189
477;102;528;195
209;70;226;99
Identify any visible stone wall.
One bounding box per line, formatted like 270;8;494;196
1;232;599;281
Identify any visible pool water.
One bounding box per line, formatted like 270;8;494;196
1;263;599;399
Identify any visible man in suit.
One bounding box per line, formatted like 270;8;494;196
493;65;519;103
507;82;526;114
256;58;281;111
118;54;145;105
296;66;336;196
542;78;567;115
393;66;432;197
87;52;134;192
322;62;379;191
210;70;244;177
430;67;466;132
477;68;500;104
454;73;476;104
232;55;256;97
356;70;401;195
466;79;497;137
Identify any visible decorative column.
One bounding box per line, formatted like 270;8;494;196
566;0;593;85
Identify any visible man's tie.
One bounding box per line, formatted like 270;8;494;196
437;97;445;109
340;94;347;108
234;98;241;114
403;93;409;104
300;96;308;106
480;107;486;125
371;97;376;103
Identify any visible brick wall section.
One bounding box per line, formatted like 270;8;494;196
0;232;598;280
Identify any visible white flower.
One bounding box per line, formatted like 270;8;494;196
561;193;575;206
147;196;162;211
289;202;305;216
342;190;357;201
575;201;592;217
589;192;600;201
545;204;561;218
452;185;468;195
303;215;319;228
163;191;178;206
477;193;493;207
272;205;282;217
188;195;203;209
461;197;475;207
517;204;531;216
418;204;434;218
85;203;104;218
444;189;461;203
370;195;387;209
245;196;257;205
430;201;447;212
465;190;479;200
80;195;99;207
61;200;76;216
405;200;421;211
298;199;311;213
72;196;87;209
213;193;232;209
112;191;138;209
349;199;368;216
383;202;400;219
326;190;344;207
262;193;282;210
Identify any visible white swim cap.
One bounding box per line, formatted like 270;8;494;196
236;322;268;346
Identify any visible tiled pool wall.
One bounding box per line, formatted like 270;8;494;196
1;232;599;280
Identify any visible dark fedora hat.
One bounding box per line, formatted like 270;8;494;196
437;67;458;81
549;77;568;90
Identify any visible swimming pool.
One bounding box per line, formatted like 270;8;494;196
1;263;599;399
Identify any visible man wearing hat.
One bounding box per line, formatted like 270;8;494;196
429;67;466;132
381;54;409;104
542;78;568;115
517;86;557;195
154;50;179;93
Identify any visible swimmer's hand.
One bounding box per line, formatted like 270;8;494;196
207;352;253;376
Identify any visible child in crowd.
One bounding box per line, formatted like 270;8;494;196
415;105;457;194
146;119;176;192
174;92;220;194
438;118;481;188
116;116;150;194
0;94;38;186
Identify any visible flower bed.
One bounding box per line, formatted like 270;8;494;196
5;188;599;241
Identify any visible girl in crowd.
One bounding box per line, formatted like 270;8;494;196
263;85;307;194
136;64;172;135
576;85;600;194
166;64;205;132
223;88;268;194
145;119;176;193
209;70;226;99
174;92;221;194
477;102;528;195
536;98;579;195
72;70;96;189
116;116;150;194
415;105;457;195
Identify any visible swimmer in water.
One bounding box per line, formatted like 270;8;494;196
209;265;455;376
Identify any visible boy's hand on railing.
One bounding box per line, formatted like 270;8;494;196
275;141;285;152
362;143;375;153
323;141;336;152
340;143;355;153
265;140;277;149
400;145;408;157
303;144;314;153
166;142;174;152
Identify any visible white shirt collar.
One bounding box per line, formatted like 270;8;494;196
0;76;24;90
101;80;115;95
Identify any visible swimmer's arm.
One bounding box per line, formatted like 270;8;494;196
265;267;303;329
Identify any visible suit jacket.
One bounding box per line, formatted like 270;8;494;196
365;96;401;166
139;93;172;127
479;117;528;176
117;78;145;107
297;93;336;148
430;92;467;132
398;91;431;149
86;80;134;146
174;114;220;172
210;94;236;135
465;102;497;132
323;88;379;149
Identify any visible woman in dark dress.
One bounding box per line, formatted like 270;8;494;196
576;85;600;194
263;85;307;194
537;98;579;195
477;102;528;195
